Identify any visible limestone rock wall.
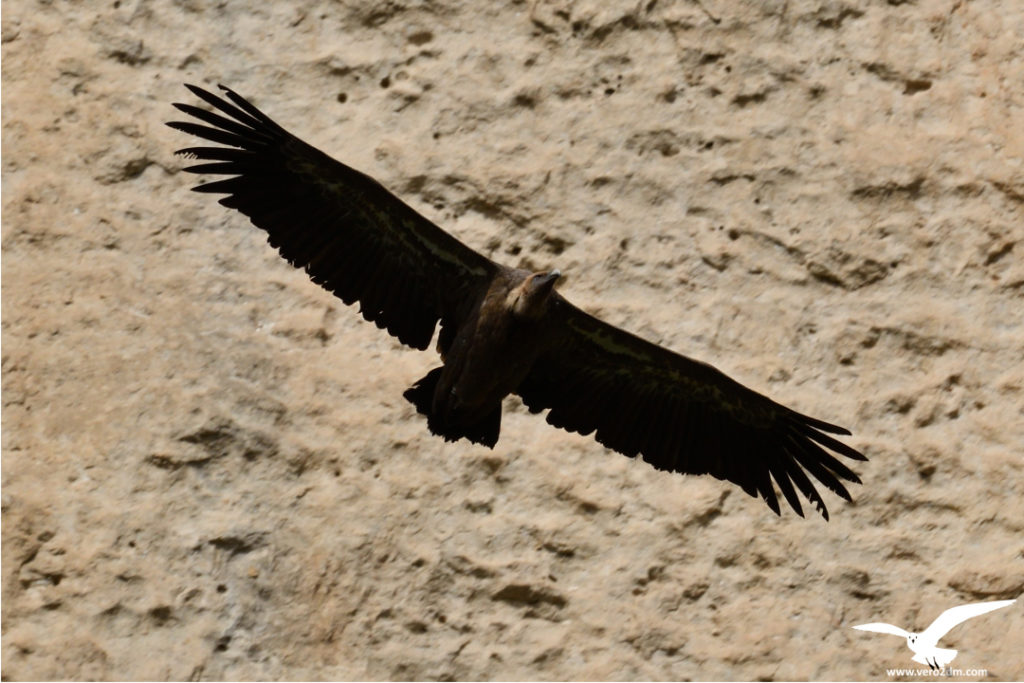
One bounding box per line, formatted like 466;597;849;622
3;0;1022;679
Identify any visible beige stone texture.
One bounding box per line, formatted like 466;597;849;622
2;0;1023;679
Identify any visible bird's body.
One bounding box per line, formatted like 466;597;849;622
853;599;1017;670
168;84;868;519
407;268;561;447
911;646;957;670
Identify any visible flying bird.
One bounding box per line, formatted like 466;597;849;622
167;84;867;519
852;599;1017;669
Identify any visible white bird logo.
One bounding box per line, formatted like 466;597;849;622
852;598;1016;670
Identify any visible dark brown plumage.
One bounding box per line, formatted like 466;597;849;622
168;84;867;520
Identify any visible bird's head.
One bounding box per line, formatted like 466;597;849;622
509;269;561;320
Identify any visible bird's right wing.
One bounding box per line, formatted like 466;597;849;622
920;599;1017;645
852;623;912;638
167;84;498;350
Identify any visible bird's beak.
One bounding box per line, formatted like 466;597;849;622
537;269;561;287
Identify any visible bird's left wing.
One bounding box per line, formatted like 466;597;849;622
167;84;497;350
516;298;866;519
852;623;912;638
920;599;1017;645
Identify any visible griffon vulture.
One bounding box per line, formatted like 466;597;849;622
168;84;867;519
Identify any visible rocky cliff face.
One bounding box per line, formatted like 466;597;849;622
3;0;1022;679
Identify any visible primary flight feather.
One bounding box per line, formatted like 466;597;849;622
168;84;867;520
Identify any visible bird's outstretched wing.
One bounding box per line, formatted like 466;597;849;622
516;299;867;519
920;599;1017;646
167;84;497;350
852;623;912;638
